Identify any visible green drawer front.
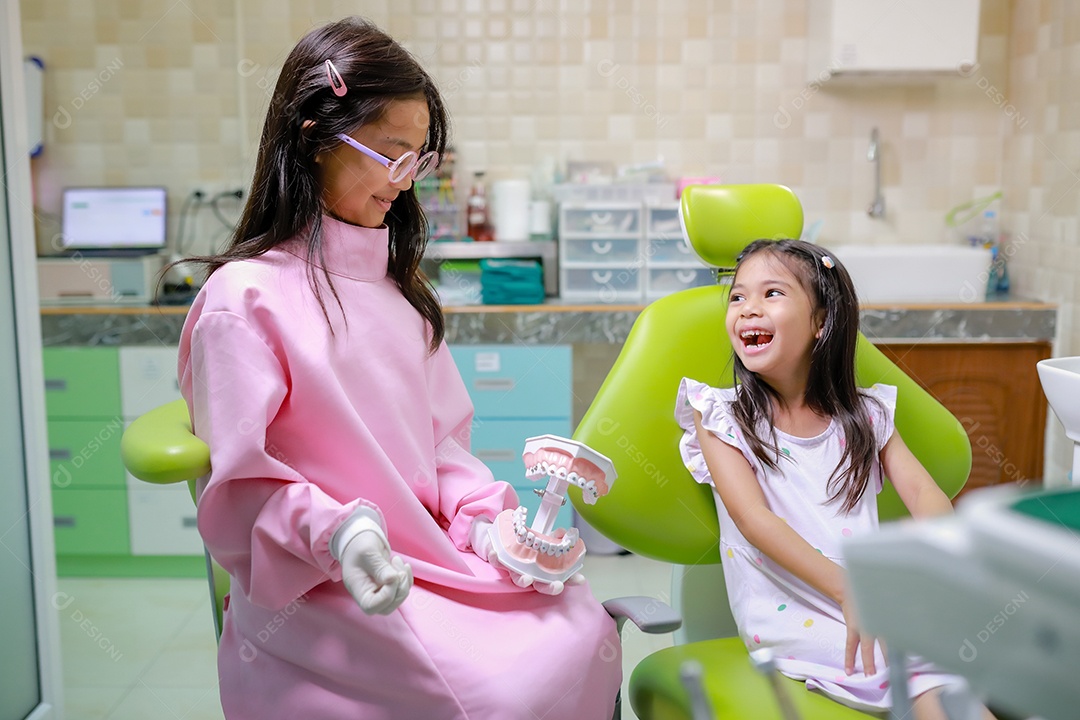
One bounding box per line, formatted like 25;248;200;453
43;347;121;418
47;419;126;489
52;488;130;555
450;345;571;419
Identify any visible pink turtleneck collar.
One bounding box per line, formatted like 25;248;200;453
283;215;390;282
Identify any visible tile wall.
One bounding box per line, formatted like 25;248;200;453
1002;0;1079;482
23;0;1010;256
20;1;1075;477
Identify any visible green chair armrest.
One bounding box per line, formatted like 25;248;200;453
120;398;210;488
631;639;874;720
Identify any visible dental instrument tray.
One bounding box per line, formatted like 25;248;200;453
843;486;1080;720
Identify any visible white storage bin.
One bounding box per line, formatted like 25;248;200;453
560;204;640;235
647;236;696;264
551;183;676;204
561;267;642;301
127;483;203;555
119;346;181;418
561;237;642;265
647;205;682;236
646;267;717;299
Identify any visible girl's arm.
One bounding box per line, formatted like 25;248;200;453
880;429;954;519
693;410;847;604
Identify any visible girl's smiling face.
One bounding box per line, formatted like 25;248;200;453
726;251;824;386
318;97;430;228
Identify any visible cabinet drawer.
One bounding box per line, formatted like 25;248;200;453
647;236;696;263
119;346;181;417
52;488;130;555
560;204;640;235
472;418;572;483
646;204;681;236
450;345;571;418
42;347;121;418
560;267;642;300
561;237;642;265
48;419;126;489
128;486;203;556
646;267;717;298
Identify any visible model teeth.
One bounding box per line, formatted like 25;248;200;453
509;505;579;555
525;462;602;496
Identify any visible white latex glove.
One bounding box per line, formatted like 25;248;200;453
332;512;412;615
469;516;584;596
468;516;496;562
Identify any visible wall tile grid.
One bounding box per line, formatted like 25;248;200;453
20;1;1080;480
1002;0;1080;483
24;0;1011;258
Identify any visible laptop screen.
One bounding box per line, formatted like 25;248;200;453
60;187;167;252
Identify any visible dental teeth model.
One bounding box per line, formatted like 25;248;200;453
487;435;617;586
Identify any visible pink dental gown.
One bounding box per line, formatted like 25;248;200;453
178;216;621;720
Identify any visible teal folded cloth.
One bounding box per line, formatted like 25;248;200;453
480;259;545;304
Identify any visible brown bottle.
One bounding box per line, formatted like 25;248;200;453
466;171;494;242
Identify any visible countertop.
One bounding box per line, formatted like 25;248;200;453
39;295;1057;347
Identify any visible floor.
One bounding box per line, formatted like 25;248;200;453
58;552;674;720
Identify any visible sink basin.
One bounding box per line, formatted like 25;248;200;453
829;244;994;304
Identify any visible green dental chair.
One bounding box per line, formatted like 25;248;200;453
119;400;229;637
570;183;972;720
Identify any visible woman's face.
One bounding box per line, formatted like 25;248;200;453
318;97;430;228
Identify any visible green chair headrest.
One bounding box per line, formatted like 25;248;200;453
680;184;804;268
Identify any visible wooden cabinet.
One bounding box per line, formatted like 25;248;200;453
875;342;1051;495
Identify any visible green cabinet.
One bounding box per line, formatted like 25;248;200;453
43;346;121;417
51;488;130;555
43;347;131;566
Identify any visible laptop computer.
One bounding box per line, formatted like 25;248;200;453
59;186;167;256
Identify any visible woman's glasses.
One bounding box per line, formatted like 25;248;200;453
336;134;439;184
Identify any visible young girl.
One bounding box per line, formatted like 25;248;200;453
177;18;620;719
675;239;993;719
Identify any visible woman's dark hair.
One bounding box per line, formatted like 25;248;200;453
727;238;881;514
180;17;447;351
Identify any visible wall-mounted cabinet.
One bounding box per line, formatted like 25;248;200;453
807;0;981;81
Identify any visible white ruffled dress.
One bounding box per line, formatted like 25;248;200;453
676;378;960;712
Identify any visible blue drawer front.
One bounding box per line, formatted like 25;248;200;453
450;345;571;418
471;418;572;484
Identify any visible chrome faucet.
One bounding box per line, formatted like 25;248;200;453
867;127;885;219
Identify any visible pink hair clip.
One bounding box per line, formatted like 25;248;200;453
821;255;835;269
325;60;347;97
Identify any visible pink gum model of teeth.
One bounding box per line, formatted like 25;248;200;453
488;435;617;585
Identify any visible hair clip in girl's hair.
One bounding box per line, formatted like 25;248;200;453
821;255;835;269
325;60;347;97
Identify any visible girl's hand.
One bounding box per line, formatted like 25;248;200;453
841;598;885;676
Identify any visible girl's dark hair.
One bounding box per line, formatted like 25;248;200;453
728;239;881;514
181;17;447;351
